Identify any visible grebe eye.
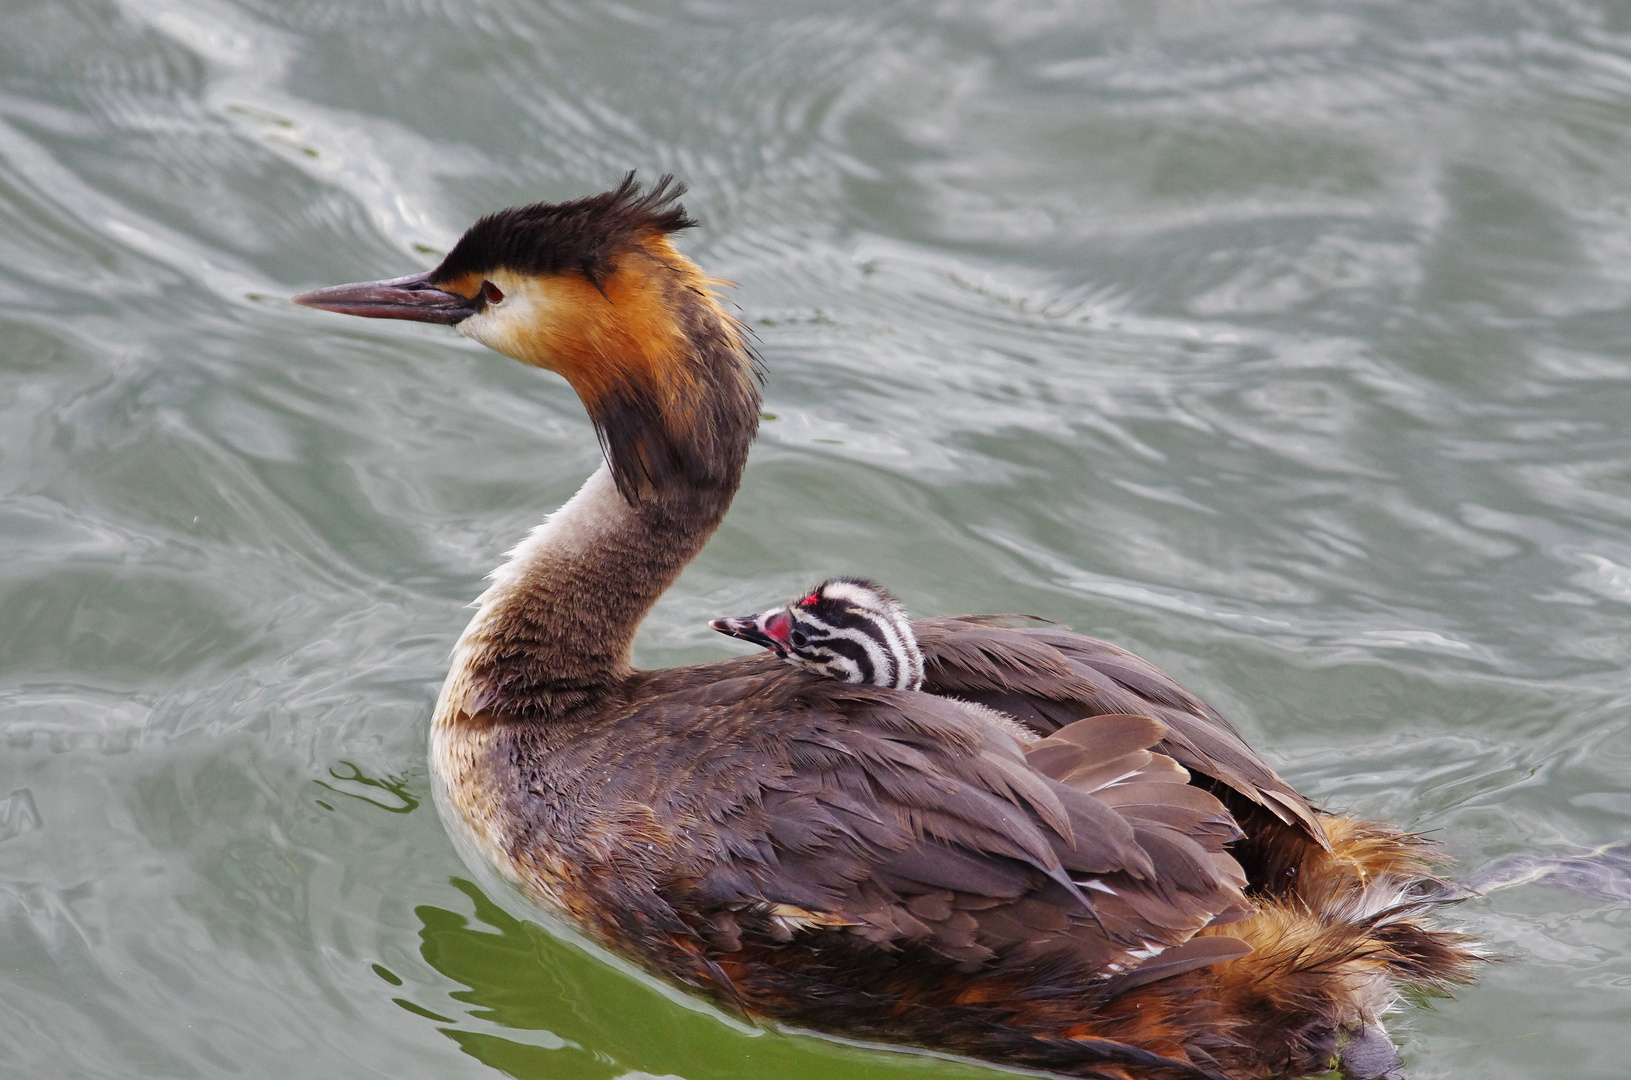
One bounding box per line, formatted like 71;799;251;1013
790;630;807;648
481;280;504;304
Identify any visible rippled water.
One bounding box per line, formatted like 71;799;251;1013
3;0;1630;1076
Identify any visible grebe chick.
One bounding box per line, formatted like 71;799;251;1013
710;577;924;689
712;577;1041;746
293;176;1478;1080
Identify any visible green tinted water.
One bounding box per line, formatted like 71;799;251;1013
3;1;1630;1076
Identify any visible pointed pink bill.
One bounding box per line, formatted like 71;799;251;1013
710;611;792;657
291;271;478;325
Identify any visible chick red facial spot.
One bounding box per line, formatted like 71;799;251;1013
763;610;793;645
800;593;820;607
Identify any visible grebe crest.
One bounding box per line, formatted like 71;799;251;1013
711;577;924;690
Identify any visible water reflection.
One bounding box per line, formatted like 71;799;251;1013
1468;842;1631;905
314;761;420;814
408;879;1003;1080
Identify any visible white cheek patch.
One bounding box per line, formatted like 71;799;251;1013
454;276;554;367
456;310;502;352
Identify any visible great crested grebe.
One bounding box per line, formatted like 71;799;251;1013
295;176;1477;1080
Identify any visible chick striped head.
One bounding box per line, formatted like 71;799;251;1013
710;578;924;690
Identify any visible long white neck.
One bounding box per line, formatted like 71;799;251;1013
433;462;736;726
443;465;627;712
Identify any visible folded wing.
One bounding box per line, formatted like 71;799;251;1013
914;616;1325;846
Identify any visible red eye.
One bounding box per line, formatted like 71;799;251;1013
481;280;504;304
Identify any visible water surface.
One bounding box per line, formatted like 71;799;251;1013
2;1;1630;1077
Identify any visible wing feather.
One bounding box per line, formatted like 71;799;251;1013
916;617;1326;845
548;654;1262;1008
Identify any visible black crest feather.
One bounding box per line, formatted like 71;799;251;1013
431;172;696;286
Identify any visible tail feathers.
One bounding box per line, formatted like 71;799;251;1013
1206;891;1478;1000
932;814;1479;1079
1119;813;1482;1079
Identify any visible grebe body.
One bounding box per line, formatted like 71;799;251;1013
295;177;1477;1080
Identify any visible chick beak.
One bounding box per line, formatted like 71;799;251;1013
292;271;478;325
710;615;787;657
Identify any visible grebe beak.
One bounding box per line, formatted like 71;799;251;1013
710;616;786;657
292;271;478;325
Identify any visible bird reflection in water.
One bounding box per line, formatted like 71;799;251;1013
403;878;1008;1080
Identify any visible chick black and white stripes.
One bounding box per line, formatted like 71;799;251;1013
710;578;925;690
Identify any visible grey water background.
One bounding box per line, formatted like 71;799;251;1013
3;0;1630;1076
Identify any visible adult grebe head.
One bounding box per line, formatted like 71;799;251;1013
294;173;757;503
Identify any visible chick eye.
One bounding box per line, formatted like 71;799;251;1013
481;280;505;305
790;630;807;648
